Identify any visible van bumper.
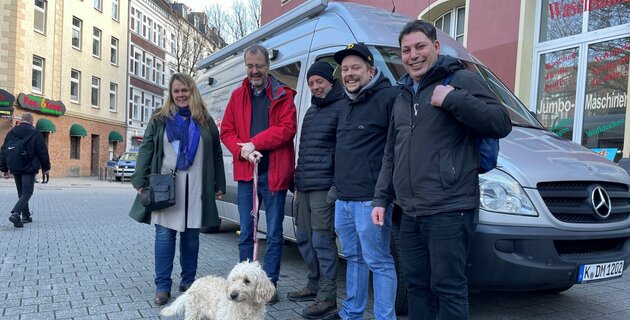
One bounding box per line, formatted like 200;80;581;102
466;223;630;292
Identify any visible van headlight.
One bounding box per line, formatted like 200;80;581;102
479;170;537;216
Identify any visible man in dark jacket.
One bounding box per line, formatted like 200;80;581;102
333;43;398;320
288;61;343;319
372;21;512;319
0;112;51;228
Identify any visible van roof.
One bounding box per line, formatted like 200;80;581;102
197;1;477;71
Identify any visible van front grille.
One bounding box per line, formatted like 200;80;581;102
537;181;630;224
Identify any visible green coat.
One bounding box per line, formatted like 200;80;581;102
128;115;226;228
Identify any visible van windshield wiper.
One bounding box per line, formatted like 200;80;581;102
512;123;544;130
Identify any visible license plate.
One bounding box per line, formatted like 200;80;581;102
577;260;624;283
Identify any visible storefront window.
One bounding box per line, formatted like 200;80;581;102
588;1;630;32
535;48;580;139
581;37;629;156
540;0;583;42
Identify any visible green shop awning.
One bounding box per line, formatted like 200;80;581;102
35;118;56;133
109;130;123;142
69;124;87;137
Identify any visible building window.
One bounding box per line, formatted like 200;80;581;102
70;69;80;103
92;27;101;58
111;0;119;21
109;82;117;112
155;60;164;86
93;0;102;11
434;7;466;44
154;97;163;111
70;136;80;159
145;55;153;82
132;48;142;76
534;1;630;161
34;0;47;34
144;97;152;121
32;55;44;93
146;17;154;42
131;8;142;34
132;92;141;120
72;17;82;50
110;37;118;65
91;76;100;107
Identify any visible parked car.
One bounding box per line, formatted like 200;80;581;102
195;0;630;314
114;151;138;181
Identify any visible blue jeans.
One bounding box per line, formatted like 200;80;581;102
400;210;475;320
334;200;397;320
154;224;200;293
12;173;35;215
237;172;287;284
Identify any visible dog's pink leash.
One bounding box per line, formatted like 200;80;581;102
251;161;260;261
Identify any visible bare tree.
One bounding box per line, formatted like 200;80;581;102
205;0;261;45
168;14;214;77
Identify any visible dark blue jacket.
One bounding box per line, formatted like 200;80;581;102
295;80;344;192
0;123;51;174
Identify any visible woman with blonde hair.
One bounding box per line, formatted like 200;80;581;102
129;73;226;306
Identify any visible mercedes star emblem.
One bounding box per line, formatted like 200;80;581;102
591;186;612;219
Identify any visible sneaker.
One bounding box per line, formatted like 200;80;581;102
21;213;32;223
9;214;23;228
287;286;317;302
302;299;338;319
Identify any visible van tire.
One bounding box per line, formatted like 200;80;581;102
391;205;408;315
200;220;222;233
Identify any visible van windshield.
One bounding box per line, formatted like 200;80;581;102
372;46;544;129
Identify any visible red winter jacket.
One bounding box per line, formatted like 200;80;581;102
220;75;297;191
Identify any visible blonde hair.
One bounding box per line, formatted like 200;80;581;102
154;73;210;127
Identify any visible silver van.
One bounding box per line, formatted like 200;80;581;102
195;0;630;314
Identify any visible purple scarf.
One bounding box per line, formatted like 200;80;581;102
164;107;200;170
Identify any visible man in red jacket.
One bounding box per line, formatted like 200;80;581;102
220;44;297;304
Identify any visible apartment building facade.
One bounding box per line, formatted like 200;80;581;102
0;0;129;177
264;0;630;164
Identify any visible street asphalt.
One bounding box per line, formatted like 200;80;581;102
1;177;630;319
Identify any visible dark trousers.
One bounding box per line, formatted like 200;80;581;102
12;173;35;216
295;190;338;301
400;210;475;320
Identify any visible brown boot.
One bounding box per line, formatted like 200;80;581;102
302;299;338;319
286;286;316;302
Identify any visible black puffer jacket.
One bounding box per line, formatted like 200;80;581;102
0;123;51;174
294;80;344;192
373;55;512;216
335;69;398;201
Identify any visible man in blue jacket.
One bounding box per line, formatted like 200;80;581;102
372;21;512;319
0;112;51;228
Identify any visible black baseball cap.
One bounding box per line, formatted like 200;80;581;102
334;43;374;66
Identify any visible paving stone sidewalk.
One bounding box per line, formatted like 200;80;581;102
1;177;630;319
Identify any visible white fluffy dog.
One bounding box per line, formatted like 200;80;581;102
160;260;275;320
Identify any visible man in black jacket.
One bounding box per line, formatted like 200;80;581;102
0;112;51;228
372;21;512;319
334;43;398;320
288;61;343;319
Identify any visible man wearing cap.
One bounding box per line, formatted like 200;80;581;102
333;43;399;320
288;61;344;319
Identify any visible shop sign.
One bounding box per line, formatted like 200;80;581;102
0;88;15;118
17;93;66;116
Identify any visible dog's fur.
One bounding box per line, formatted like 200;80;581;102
160;260;275;320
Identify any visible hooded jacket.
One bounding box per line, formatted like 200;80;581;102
335;69;398;201
220;75;297;192
0;122;51;175
373;55;512;216
294;80;344;192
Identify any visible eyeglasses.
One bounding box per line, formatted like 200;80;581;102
245;63;267;70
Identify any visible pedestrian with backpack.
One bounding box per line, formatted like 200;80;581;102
371;20;512;319
0;112;51;228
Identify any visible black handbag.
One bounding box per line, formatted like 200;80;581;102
139;170;176;211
